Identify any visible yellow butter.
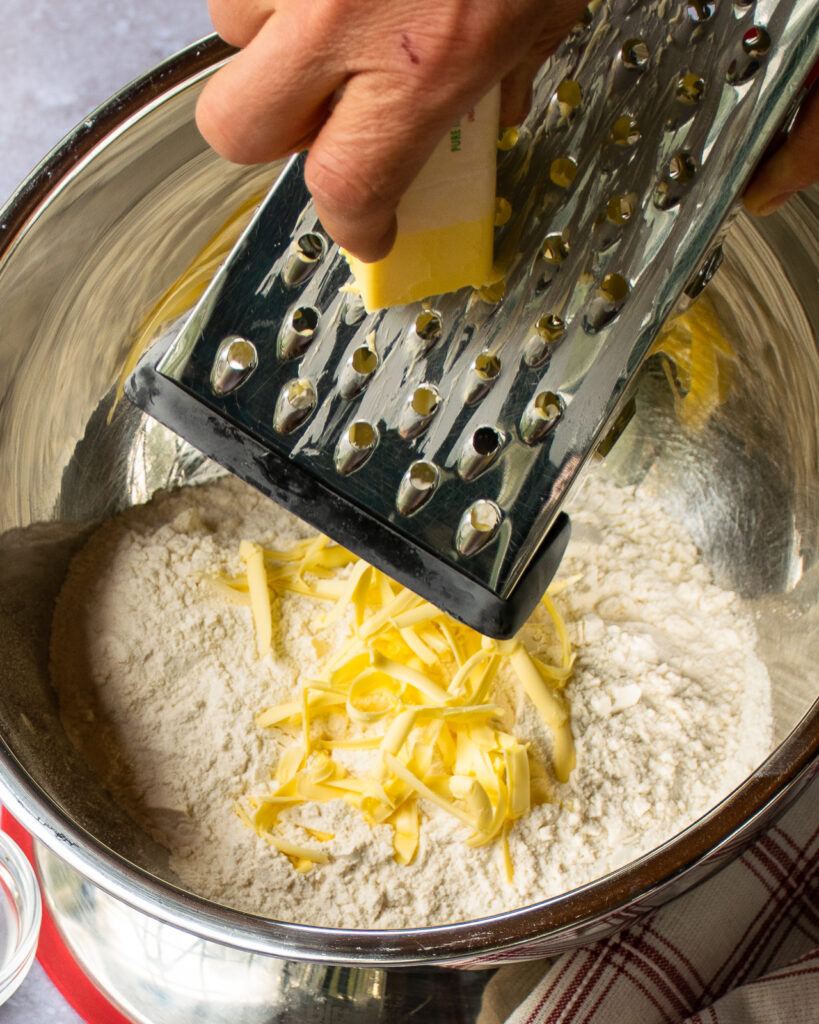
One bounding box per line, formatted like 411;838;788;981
348;85;500;311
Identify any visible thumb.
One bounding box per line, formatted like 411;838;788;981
304;75;454;262
743;83;819;216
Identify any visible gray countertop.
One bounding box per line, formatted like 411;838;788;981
0;3;211;1019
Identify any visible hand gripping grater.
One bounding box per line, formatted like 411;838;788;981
125;0;819;638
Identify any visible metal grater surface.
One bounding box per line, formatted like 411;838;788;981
126;0;819;637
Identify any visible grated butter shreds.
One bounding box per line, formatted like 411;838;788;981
218;538;575;876
51;472;773;929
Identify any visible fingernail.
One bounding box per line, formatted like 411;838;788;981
756;190;796;216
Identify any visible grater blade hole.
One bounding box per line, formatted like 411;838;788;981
456;500;502;557
549;157;578;188
474;352;501;381
296;233;325;262
497;126;520;151
687;1;715;23
601;273;629;303
397;460;440;516
653;151;697;209
335;420;379;475
584;274;630;332
339;342;379;399
282;234;326;285
743;26;771;55
494;197;512;226
536;314;566;342
349;421;376;449
459;426;503;480
411;384;440;417
211;337;258;395
606;193;637;224
556;79;583;117
520;391;565;444
351;345;378;375
676;73;705;104
473;426;502;456
541;233;570;264
611;116;641;146
621;38;649;69
292;306;319;336
399;384;440;438
524;315;565;368
414;310;443;345
274;377;316;433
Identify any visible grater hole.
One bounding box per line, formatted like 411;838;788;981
399;384;440;438
473;426;502;457
456;500;502;557
292;306;319;336
524;315;565;367
396;460;439;516
349;421;376;450
470;501;500;532
520;390;564;443
601;274;629;303
669;152;697;182
536;314;566;342
727;26;772;86
409;461;438;490
351;345;378;375
411;384;440;417
654;151;697;209
611;116;641;146
584;275;630;332
687;1;715;23
621;38;649;69
274;377;317;433
533;392;563;423
211;337;258;395
282;234;326;286
606;193;637;224
494;197;512;226
459;427;504;479
335;420;379;475
676;73;705;104
414;310;443;345
296;233;325;262
497;126;520;151
549;157;578;188
474;352;501;381
743;26;770;55
541;233;570;264
556;79;582;117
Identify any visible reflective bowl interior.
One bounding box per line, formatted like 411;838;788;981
0;46;817;961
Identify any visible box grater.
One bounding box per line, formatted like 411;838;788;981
125;0;819;638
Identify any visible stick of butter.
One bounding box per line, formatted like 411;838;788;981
349;84;500;312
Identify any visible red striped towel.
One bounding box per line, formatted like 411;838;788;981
494;773;819;1024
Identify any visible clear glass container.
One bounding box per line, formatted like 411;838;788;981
0;832;41;1004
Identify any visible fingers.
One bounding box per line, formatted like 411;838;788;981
196;10;345;165
304;73;450;261
500;6;587;126
743;84;819;216
207;0;276;47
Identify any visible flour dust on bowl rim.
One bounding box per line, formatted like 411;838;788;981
0;35;816;978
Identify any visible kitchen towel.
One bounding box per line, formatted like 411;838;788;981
489;772;818;1024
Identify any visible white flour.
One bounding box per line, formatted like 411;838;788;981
50;471;772;928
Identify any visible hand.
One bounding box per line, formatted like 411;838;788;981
744;79;819;217
196;0;587;261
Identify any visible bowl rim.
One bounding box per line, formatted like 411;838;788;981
0;34;817;965
0;831;42;995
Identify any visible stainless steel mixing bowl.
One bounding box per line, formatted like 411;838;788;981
0;37;817;983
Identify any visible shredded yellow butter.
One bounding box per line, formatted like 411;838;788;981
219;533;577;877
